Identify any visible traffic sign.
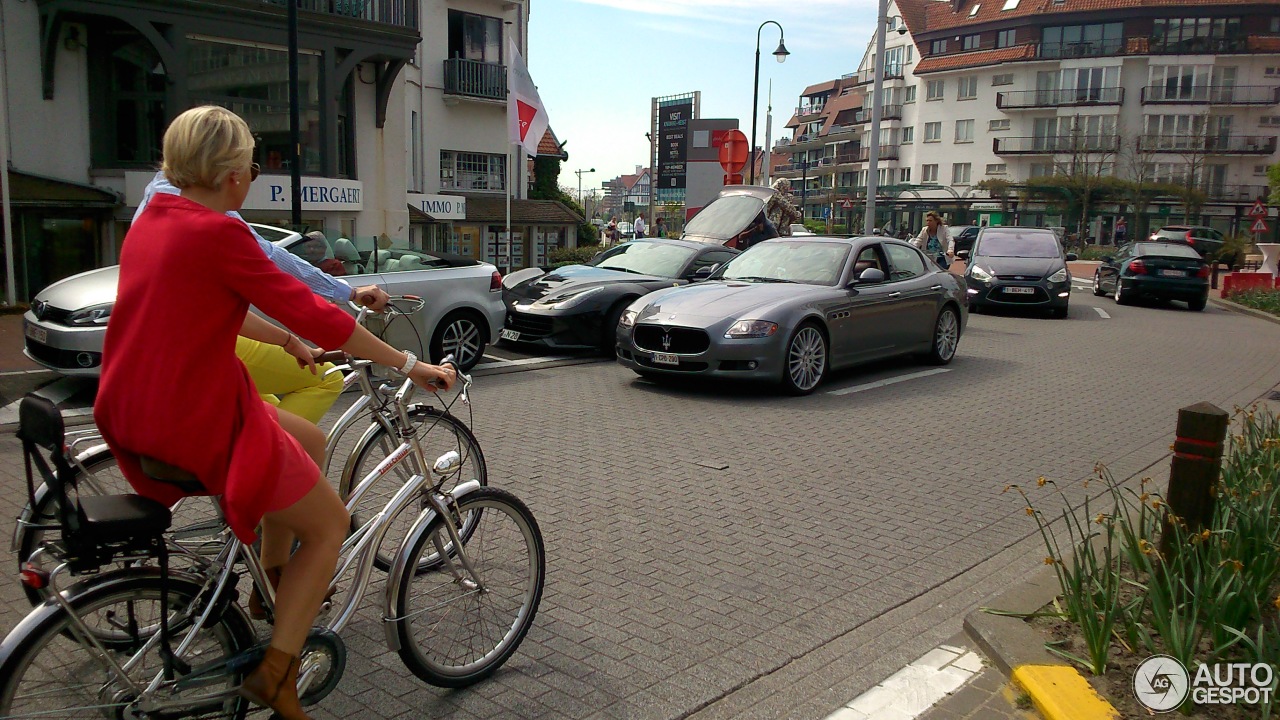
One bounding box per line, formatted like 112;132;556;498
841;199;854;209
822;207;831;219
1250;199;1268;218
1251;217;1269;234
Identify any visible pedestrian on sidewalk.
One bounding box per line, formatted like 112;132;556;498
1114;217;1128;246
913;211;953;269
654;217;666;239
633;214;647;239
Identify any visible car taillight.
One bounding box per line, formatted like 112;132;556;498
1129;259;1147;275
1196;265;1211;278
490;271;502;291
1185;231;1195;246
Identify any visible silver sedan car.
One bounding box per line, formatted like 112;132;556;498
23;224;505;374
616;236;968;395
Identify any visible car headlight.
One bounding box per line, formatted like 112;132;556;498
724;320;779;339
620;309;639;328
969;265;994;283
539;286;605;310
1047;268;1068;283
65;303;113;326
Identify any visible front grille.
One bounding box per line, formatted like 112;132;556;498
633;326;711;354
993;285;1049;304
26;339;101;369
32;304;73;325
505;311;554;339
995;275;1044;281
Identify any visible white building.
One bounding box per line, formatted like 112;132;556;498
776;0;1280;241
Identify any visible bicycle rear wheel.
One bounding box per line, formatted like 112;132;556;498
0;571;254;719
338;406;487;571
392;487;544;688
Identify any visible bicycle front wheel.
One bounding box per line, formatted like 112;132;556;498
338;406;487;571
0;571;255;719
392;487;544;688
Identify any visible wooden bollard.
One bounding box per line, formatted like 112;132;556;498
1160;402;1229;558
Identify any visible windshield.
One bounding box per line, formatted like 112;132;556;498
684;195;767;240
252;225;295;243
720;241;850;286
977;231;1061;258
590;241;696;277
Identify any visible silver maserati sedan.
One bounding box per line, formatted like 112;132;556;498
615;236;968;395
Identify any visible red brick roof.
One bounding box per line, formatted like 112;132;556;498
920;0;1275;34
801;79;839;97
536;127;567;159
913;43;1037;73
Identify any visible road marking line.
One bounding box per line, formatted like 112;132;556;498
827;368;951;396
825;645;986;719
473;355;575;370
0;368;53;377
1094;307;1111;319
481;353;505;362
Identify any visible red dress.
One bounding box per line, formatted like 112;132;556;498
94;194;355;542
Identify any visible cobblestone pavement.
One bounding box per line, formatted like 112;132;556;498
1;291;1278;719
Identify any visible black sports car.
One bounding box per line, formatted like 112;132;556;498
501;238;740;352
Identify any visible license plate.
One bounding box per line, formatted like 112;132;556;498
24;322;47;345
1004;286;1035;295
1159;269;1187;277
651;353;679;366
499;329;520;342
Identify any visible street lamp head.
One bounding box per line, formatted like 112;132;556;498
588;168;596;172
773;39;790;63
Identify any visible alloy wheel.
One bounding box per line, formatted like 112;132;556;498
441;318;482;368
935;310;959;362
788;327;827;392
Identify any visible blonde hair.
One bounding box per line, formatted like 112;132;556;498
161;106;254;190
925;211;943;222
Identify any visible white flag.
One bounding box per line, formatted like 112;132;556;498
507;39;549;156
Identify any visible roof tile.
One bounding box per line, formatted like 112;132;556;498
913;43;1036;74
921;0;1275;34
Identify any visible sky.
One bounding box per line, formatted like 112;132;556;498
528;0;882;198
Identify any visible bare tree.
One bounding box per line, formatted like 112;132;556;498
1034;114;1120;247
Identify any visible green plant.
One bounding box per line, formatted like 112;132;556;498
1076;245;1116;262
1229;289;1280;317
548;244;601;268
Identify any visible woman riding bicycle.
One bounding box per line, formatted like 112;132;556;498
93;106;456;720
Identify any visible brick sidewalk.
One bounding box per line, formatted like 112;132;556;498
0;313;41;372
918;668;1037;720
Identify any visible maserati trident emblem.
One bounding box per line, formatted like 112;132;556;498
662;333;672;351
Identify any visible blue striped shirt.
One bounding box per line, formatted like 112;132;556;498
134;172;353;303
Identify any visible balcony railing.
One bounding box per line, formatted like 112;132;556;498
1140;85;1280;105
851;66;906;85
1150;36;1249;54
444;58;507;101
855;146;900;162
850;104;904;124
834;153;860;165
993;136;1121;154
261;0;419;30
1037;39;1124;59
996;87;1124;109
796;104;825;117
1207;184;1273;202
1138;135;1278;154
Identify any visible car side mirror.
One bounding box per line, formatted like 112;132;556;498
1065;252;1079;262
851;267;886;285
1101;256;1114;264
955;250;970;261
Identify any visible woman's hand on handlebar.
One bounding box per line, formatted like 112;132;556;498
409;362;456;393
351;285;390;312
283;334;322;375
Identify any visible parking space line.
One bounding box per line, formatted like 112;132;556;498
824;643;985;719
0;368;53;377
473;355;575;370
827;368;951;396
1094;307;1111;319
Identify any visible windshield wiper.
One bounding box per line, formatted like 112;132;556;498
599;266;648;275
732;275;796;283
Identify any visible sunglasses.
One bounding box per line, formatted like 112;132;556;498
249;163;261;182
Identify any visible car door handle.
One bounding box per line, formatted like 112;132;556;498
930;285;943;290
888;292;902;298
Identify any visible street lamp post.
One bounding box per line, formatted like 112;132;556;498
863;0;889;234
749;21;789;185
575;167;596;209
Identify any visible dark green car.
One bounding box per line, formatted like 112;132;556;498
1092;242;1210;311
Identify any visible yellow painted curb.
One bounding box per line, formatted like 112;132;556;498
1012;665;1120;720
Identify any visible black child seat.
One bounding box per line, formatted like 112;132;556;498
18;394;173;567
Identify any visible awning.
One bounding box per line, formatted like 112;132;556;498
407;204;439;223
459;195;583;225
6;169;120;209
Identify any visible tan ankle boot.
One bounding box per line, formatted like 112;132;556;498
239;646;311;720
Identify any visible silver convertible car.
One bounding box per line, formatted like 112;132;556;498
615;236;968;395
24;224;505;374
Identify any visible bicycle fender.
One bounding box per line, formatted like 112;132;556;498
381;479;483;651
0;568;226;674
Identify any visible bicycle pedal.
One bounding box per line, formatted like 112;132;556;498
160;646;193;676
174;644;266;690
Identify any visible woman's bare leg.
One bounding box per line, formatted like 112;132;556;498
259;407;327;571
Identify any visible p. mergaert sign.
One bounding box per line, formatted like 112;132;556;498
125;171;363;212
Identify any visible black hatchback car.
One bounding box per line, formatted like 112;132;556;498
961;227;1076;318
1092;242;1210;311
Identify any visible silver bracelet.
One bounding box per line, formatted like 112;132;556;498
399;351;417;375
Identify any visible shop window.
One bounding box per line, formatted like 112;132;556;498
441;150;506;191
